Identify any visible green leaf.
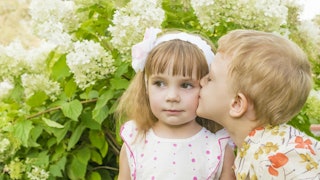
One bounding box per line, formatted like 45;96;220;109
110;77;129;90
88;172;101;180
89;130;105;152
67;147;90;179
33;151;50;167
51;55;71;80
92;90;113;124
52;121;71;143
65;79;77;98
67;123;86;150
13;120;33;147
100;140;109;158
92;106;108;124
80;90;99;99
61;100;83;121
42;117;64;128
90;149;102;164
28;125;42;147
81;111;101;130
49;156;67;177
26;91;48;107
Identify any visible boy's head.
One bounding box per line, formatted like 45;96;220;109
218;29;312;125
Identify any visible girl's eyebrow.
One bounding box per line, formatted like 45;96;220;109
150;74;195;81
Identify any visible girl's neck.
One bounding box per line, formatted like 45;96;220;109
152;120;202;139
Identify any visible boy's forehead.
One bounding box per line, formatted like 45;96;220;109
210;53;227;75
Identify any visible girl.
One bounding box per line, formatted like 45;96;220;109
116;28;235;180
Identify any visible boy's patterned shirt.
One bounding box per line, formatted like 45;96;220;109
234;124;320;180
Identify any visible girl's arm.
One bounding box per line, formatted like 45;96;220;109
117;145;131;180
219;145;236;180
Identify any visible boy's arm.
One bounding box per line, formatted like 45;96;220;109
117;144;131;180
219;145;236;180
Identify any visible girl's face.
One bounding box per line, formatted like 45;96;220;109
147;65;200;127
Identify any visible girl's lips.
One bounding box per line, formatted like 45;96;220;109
164;109;183;115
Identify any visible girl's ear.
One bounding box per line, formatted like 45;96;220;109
229;93;248;118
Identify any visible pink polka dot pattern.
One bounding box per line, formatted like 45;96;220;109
120;120;230;179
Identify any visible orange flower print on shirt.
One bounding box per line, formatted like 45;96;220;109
268;153;288;176
295;136;316;155
249;127;264;137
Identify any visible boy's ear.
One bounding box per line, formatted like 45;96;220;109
229;93;248;118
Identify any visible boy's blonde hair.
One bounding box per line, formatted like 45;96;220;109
218;29;312;125
116;33;221;136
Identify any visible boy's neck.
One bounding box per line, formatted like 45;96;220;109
226;119;260;148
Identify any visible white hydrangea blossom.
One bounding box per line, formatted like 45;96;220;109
66;40;115;90
299;20;320;45
191;0;289;33
0;80;14;100
24;42;56;73
0;137;11;162
26;166;49;180
310;90;320;100
29;0;76;53
0;41;28;80
0;138;10;154
32;21;72;53
29;0;78;31
108;0;165;54
255;0;288;25
21;74;61;101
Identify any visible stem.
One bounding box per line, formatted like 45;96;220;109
105;130;121;155
92;166;119;171
26;99;97;119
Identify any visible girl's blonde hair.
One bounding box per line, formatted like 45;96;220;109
116;32;222;137
218;30;312;125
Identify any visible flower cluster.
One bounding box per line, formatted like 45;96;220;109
3;158;49;180
0;80;14;100
0;40;59;101
191;0;289;33
66;40;115;89
3;158;25;179
0;138;10;161
29;0;78;53
306;90;320;124
21;73;61;101
0;41;28;81
27;166;49;180
108;0;165;54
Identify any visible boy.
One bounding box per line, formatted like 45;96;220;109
197;29;320;179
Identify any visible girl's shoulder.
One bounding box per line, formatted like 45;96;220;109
120;120;139;143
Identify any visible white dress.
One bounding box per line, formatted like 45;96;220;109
120;120;230;180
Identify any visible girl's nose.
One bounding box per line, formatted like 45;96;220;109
166;87;180;102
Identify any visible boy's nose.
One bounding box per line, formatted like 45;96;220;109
200;75;207;87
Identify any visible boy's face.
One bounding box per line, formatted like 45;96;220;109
197;53;234;125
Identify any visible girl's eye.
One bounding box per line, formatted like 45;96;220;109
153;81;165;87
181;82;193;89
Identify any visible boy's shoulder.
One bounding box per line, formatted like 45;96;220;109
234;123;320;179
